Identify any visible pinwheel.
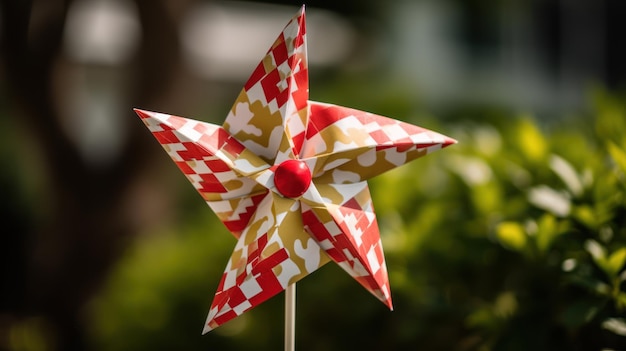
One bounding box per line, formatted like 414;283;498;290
135;5;455;341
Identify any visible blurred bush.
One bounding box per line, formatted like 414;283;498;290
87;89;626;351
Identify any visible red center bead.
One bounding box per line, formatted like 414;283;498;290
274;159;312;198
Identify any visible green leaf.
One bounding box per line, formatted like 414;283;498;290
607;141;626;174
572;205;598;230
465;307;497;330
584;241;626;279
471;182;502;215
560;300;600;328
515;118;548;163
606;248;626;277
618;292;626;310
568;274;611;296
493;291;518;318
593;89;626;144
496;222;527;251
536;214;557;253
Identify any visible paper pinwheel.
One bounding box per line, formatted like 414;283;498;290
135;6;455;334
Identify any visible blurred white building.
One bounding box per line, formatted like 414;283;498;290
387;0;612;114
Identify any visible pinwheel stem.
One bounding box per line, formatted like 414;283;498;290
285;283;296;351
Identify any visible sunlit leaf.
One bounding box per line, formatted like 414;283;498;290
515;118;548;163
584;239;606;262
446;155;493;186
528;185;571;217
472;125;502;157
493;291;518;318
606;248;626;277
562;258;577;272
584;240;626;280
607;142;626;175
471;182;502;215
572;205;598;229
536;214;559;253
549;154;583;196
602;318;626;336
496;222;527;251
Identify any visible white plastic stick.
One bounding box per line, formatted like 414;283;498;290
285;283;296;351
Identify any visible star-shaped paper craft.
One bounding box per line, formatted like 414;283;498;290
135;6;455;334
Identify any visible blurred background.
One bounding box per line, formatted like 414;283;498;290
2;0;626;350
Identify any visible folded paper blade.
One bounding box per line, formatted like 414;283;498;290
223;7;309;165
203;191;330;333
302;101;456;183
135;109;270;238
301;182;392;309
136;109;257;195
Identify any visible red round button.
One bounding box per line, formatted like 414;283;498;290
274;159;312;198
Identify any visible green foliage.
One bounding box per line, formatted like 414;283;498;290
88;90;626;350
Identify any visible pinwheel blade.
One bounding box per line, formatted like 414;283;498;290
135;109;269;238
303;101;456;183
222;7;309;165
301;182;392;308
204;191;329;333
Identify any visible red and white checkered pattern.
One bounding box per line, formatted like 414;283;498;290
301;182;392;308
203;192;325;332
223;8;308;165
303;101;456;182
135;5;456;334
135;109;270;238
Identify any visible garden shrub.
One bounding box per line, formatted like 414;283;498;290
88;90;626;350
